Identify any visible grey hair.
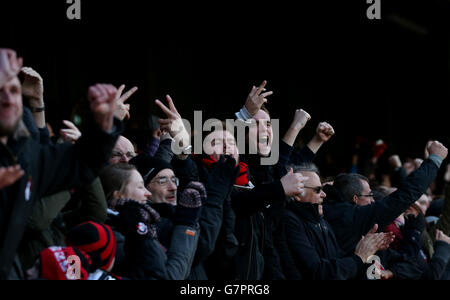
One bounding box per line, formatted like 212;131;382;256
288;162;320;176
333;173;369;203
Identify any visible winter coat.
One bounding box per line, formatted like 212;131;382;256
323;156;443;257
0;109;122;279
285;201;364;280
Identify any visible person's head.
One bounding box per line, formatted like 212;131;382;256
203;122;239;164
334;173;375;206
0;76;22;138
99;163;151;209
248;106;273;157
146;168;178;206
66;222;117;272
293;163;327;215
129;155;178;206
109;136;136;164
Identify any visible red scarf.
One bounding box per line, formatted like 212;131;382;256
195;155;249;186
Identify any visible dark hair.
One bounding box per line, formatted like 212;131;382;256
99;163;137;209
333;173;369;203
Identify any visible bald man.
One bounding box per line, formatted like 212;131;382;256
109;135;136;164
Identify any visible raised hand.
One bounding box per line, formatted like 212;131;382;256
60;120;82;143
0;165;25;189
280;168;309;197
315;122;335;143
21;67;44;104
155;95;190;153
427;141;448;160
114;84;138;121
88;84;117;132
244;81;274;116
293;109;311;130
0;48;23;89
424;140;433;159
283;109;312;147
307;122;336;154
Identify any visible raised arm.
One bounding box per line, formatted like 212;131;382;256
306;122;335;154
356;141;448;233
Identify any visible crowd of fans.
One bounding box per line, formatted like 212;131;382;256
0;48;449;280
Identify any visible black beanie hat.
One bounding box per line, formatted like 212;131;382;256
129;154;173;186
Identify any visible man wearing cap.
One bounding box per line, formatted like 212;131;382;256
130;154;178;206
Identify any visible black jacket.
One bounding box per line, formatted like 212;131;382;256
285;201;364;280
0;109;122;279
230;180;286;280
323;157;442;257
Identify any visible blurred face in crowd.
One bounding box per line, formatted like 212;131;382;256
353;179;375;206
147;169;178;206
109;136;136;164
249;109;273;157
0;77;22;138
116;170;151;203
298;171;327;216
204;129;239;164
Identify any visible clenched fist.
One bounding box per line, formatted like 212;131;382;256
427;141;448;161
315;122;335;143
88;84;118;132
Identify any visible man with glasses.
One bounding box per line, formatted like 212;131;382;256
284;163;394;279
130;154;178;206
322;141;448;258
109;136;136;165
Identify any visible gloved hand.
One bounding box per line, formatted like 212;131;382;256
404;212;426;234
199;155;239;198
172;182;205;226
115;199;161;239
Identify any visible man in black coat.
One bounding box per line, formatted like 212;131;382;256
323;141;448;257
0;48;122;279
284;163;394;279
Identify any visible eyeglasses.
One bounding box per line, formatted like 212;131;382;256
357;193;374;198
151;176;179;187
111;151;136;159
304;186;324;194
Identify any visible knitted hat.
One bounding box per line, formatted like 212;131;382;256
40;246;91;280
66;221;117;271
130;154;173;186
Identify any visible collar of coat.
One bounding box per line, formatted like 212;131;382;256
12;120;30;141
288;201;322;223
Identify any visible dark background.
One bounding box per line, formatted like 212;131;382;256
1;0;450;177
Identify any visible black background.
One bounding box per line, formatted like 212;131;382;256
1;0;449;176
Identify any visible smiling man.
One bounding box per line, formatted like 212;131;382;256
130;154;178;206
